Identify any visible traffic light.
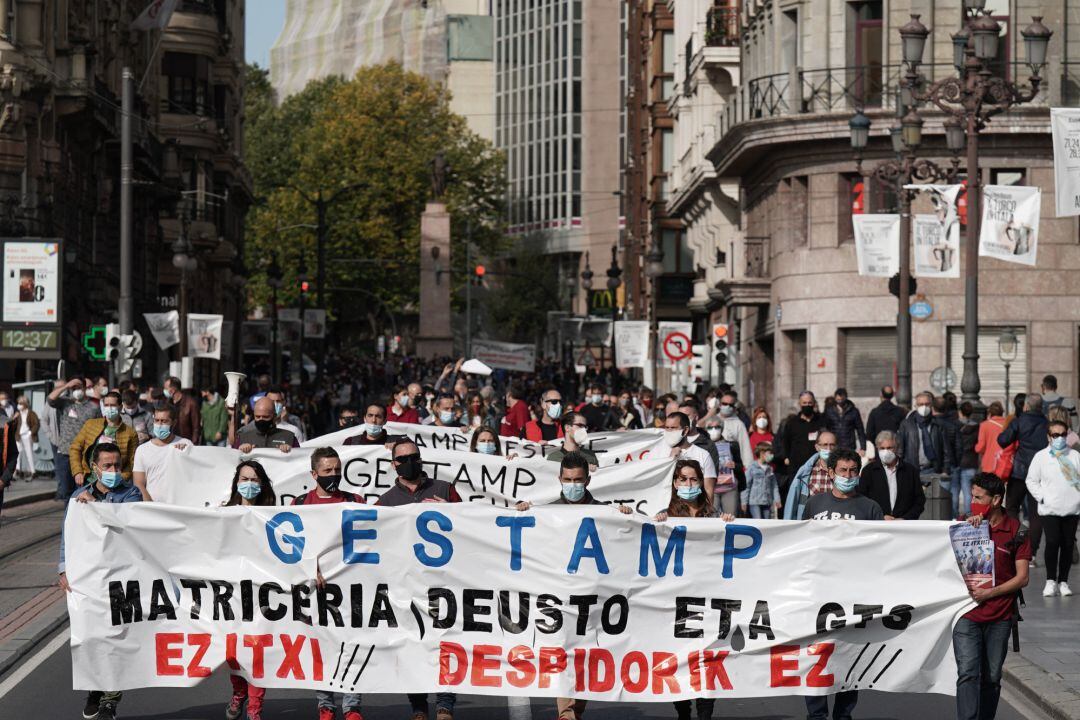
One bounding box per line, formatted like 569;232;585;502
300;280;310;294
690;344;709;383
115;334;137;375
713;323;729;368
104;323;120;362
474;264;486;286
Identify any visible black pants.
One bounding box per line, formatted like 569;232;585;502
1041;515;1080;583
1005;479;1042;552
673;698;714;719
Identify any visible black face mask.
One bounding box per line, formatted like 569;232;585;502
800;405;814;416
340;416;361;428
316;473;341;493
396;456;423;482
254;419;274;434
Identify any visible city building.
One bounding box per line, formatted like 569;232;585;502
666;0;1079;419
270;0;495;142
0;0;250;383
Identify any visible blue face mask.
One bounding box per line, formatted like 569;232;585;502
237;480;261;500
476;441;497;455
1051;436;1068;452
365;422;384;436
561;482;586;502
676;485;703;501
102;406;120;421
834;474;859;494
274;402;284;416
440;410;455;424
153;424;171;441
98;470;122;489
546;402;562;419
818;449;831;462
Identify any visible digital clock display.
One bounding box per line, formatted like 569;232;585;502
2;329;58;350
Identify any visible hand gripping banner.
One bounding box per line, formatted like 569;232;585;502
65;504;972;699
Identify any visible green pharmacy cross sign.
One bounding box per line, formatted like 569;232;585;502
82;325;108;361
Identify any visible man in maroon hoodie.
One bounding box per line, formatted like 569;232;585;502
377;440;460;718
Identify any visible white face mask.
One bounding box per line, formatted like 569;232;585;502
572;427;589;444
707;428;723;442
878;449;897;465
916;405;931;417
663;429;685;447
755;417;768;429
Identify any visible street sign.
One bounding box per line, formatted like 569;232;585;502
930;366;958;394
909;294;934;321
662;331;692;362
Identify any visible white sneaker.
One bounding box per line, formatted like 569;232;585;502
1060;582;1074;597
1043;580;1059;597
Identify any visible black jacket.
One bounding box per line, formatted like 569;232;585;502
897;414;946;473
866;401;906;444
858;460;926;519
957;420;980;470
997;412;1049;481
936;412;961;472
781;411;827;473
824;401;867;450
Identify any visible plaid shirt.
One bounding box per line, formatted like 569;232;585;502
808;460;833;496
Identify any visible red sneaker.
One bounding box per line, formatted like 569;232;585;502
319;709;336;720
344;711;364;720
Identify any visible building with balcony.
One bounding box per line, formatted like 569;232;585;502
0;1;251;382
270;0;495;142
666;0;1080;419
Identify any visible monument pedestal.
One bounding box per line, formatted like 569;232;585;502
416;202;454;358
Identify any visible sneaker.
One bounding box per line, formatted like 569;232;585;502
436;711;453;720
225;696;245;720
97;701;118;720
344;712;364;720
319;709;336;720
1043;580;1059;597
1060;582;1074;597
1030;558;1039;568
83;691;102;719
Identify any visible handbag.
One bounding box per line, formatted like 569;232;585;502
994;440;1018;482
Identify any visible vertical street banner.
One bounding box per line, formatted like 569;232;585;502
65;503;975;697
851;215;899;277
1050;108;1080;217
3;241;60;323
143;311;180;350
471;339;537;373
906;184;962;279
187;313;224;360
614;321;650;368
131;0;179;30
657;321;693;369
304;309;327;339
978;185;1041;266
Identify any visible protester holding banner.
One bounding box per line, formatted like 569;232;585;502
783;430;839;520
469;426;503;456
343;404;396;446
131;406;191;502
663;412;720;511
954;473;1031;720
234;397;298;453
525;387;565;441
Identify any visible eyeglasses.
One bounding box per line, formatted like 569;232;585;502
720;402;734;407
395;453;421;464
1050;432;1068;439
544;398;561;404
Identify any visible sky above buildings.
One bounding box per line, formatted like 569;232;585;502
245;0;286;68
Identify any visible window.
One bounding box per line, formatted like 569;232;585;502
850;1;883;106
661;228;693;274
947;327;1027;408
841;328;897;397
163;52;211;116
661;129;674;172
839;173;862;243
787;329;808;396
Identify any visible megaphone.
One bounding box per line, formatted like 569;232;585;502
224;371;246;409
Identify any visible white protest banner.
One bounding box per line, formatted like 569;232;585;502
187;313;224;359
851;215;899;277
979;185;1041;266
906;184;962;279
614;321;650;368
143;311;180;350
471;339;537;373
66;503;973;698
304;422;667;467
153;444;676;512
1051;108;1080;217
657;321;693;369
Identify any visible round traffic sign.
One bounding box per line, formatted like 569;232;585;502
930;366;957;394
662;332;692;362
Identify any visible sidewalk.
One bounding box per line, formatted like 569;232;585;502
1002;561;1080;719
2;476;57;508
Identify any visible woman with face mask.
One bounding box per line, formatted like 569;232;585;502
749;407;774;456
1025;420;1080;598
470;427;503;456
12;396;38;480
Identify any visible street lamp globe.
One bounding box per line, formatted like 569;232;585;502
580;252;594;291
970;15;1001;62
606;245;622;291
1021;17;1052;73
645;244;665;279
898;14;930;67
944;117;966;153
889;121;905;154
963;0;987;12
951;29;970;72
900;107;924;150
848;110;871;150
997;327;1018;363
170;236;191;269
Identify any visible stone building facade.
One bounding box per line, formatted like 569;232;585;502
667;0;1080;420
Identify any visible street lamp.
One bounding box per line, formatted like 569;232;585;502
297;255;309;386
170;201;198;358
644;242;665;389
606;245;622;368
266;253;283;383
997;327;1018;405
898;14;930;67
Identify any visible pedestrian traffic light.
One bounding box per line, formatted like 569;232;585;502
690;344;709;383
474;264;486;286
300;280;310;294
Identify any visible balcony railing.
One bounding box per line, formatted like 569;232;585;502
706;3;741;48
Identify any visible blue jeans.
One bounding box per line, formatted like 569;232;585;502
953;617;1012;720
408;693;456;714
54;452;74;502
316;690;361;712
951;468;976;518
748;504;771;519
804;691;858;720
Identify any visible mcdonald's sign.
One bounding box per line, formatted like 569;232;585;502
587;289;617;316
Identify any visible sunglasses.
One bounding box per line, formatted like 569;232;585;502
395;453;421;464
1050;432;1068;439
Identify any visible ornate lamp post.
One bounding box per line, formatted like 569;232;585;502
170;198;198;358
644;242;665;389
606;245;622;368
997;327;1018;405
892;10;1050;418
580;252;597;367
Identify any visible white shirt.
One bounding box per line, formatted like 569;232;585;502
677;442;717;479
277;420;305;443
133;436;189;489
1025;446;1080;517
884;462;898;513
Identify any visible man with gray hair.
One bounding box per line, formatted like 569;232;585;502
859;430;926;519
998;394;1050;553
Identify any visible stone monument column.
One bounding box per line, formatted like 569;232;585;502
416;203;454;358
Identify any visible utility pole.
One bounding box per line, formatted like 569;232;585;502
119;67;134;379
465;220;472;359
315;193;327;387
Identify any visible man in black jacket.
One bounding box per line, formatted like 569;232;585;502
859;430;925;520
897;392;946;477
997;393;1048;555
781;392;827;478
824;387;867;453
866;385;906;444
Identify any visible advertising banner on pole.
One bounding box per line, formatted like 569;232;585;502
657;321;693;369
186;313;224;359
3;241;60;323
65;502;974;697
906;184;962;279
852;214;900;277
978;185;1041;266
471;339;537;373
614;321;650;368
144;311;180;351
1051;108;1080;217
